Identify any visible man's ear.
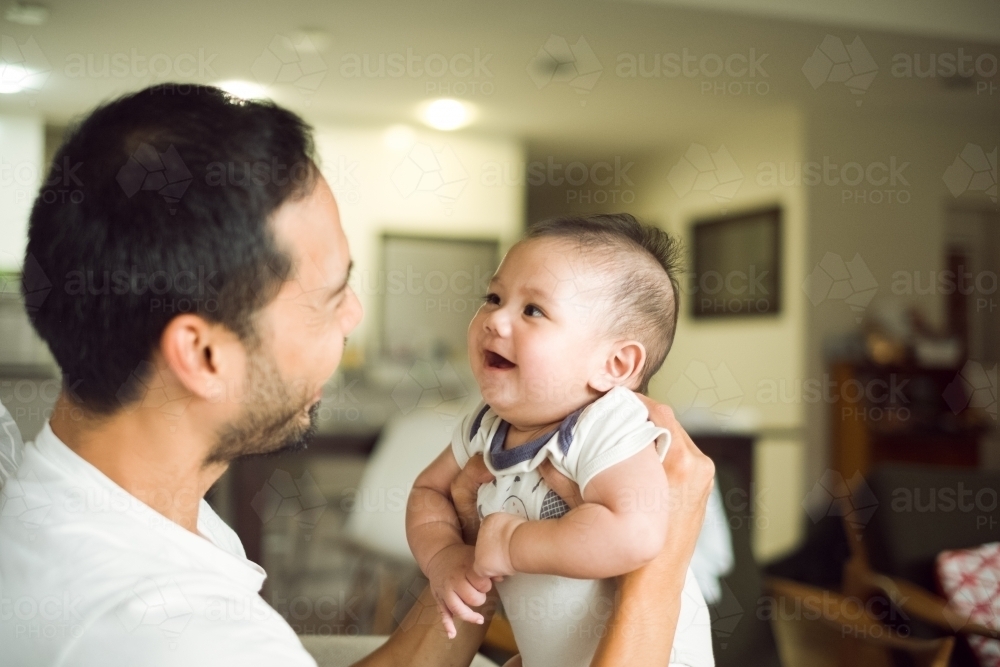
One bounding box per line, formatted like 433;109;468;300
158;314;245;403
588;340;646;393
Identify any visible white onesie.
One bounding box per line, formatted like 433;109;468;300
451;386;715;667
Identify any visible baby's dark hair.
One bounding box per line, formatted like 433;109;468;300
524;213;682;393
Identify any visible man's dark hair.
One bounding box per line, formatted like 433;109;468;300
24;83;318;415
524;213;682;393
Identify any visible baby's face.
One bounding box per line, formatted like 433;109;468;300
468;238;616;427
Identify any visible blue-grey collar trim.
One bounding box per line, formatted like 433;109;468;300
487;405;586;470
469;404;491;442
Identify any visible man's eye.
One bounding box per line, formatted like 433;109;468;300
524;304;543;317
483;293;500;305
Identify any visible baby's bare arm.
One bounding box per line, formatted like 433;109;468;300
408;447;494;638
475;444;669;580
406;446;466;571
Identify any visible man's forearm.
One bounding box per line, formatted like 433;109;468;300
589;459;714;667
351;584;499;667
589;531;693;667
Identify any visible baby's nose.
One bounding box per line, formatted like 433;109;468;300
484;308;512;337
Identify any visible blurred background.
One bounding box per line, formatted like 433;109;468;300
0;1;997;665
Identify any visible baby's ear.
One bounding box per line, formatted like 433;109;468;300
588;341;646;392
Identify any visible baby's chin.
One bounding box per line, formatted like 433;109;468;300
476;378;514;408
474;377;525;417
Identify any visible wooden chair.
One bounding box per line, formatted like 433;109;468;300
840;464;1000;665
765;576;955;667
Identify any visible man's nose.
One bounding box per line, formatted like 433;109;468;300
344;287;363;333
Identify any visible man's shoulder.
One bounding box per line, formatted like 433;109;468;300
0;575;317;667
0;438;315;666
0;420;314;667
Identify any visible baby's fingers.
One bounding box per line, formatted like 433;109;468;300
445;591;485;627
436;599;457;639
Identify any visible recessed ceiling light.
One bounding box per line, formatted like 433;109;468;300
0;65;35;94
5;3;49;26
420;98;474;131
383;124;416;151
214;80;268;100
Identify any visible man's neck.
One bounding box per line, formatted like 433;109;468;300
49;392;226;535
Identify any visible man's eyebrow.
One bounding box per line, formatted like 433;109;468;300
326;260;354;300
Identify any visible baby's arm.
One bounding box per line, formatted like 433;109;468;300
474;443;669;580
406;447;492;637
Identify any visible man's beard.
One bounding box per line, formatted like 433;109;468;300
206;342;320;466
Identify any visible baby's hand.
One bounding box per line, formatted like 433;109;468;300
473;512;527;580
426;544;492;639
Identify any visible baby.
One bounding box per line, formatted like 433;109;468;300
406;213;714;667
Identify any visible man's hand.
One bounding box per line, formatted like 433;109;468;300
592;393;715;667
632;393;716;532
425;543;493;639
473;511;527;580
449;454;494;544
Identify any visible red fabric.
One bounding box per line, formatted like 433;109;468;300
937;541;1000;666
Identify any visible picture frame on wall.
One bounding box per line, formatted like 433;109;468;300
691;206;782;318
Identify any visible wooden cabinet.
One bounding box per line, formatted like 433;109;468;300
828;361;986;477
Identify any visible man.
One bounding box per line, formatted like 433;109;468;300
0;84;714;666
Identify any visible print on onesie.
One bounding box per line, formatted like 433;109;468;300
478;481;566;521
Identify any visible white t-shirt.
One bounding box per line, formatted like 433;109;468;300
452;386;714;667
0;422;316;667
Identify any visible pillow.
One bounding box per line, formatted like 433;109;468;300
936;541;1000;666
342;409;462;562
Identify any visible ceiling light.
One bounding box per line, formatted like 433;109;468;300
420;99;474;131
214;80;268;100
383;124;416;151
0;65;34;94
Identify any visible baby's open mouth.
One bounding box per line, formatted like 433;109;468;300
484;350;516;369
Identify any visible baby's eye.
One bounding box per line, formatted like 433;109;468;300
483;293;500;305
524;304;544;317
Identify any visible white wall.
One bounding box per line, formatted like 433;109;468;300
803;112;999;490
633;106;808;562
0;115;44;271
313;125;525;356
622;104;997;563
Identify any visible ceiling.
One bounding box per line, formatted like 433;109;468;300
618;0;1000;43
0;0;996;156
